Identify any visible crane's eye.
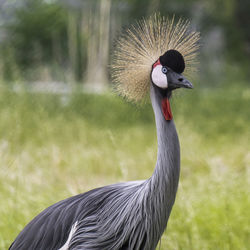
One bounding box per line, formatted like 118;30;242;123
162;67;167;74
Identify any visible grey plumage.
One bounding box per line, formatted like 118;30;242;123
10;85;180;250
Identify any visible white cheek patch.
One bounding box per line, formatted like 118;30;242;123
151;65;168;89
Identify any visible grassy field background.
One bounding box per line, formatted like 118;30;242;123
0;83;249;249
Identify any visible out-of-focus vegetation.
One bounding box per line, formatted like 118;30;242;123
0;84;249;249
0;0;249;85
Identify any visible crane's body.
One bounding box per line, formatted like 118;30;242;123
10;85;180;250
10;15;199;250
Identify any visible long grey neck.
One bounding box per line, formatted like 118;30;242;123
145;85;180;246
150;84;180;198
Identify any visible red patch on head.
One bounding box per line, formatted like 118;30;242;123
161;98;173;121
152;59;161;69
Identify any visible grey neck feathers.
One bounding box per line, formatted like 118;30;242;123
145;85;180;245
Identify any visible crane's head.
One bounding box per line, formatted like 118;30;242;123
151;49;193;92
150;49;193;120
111;14;200;118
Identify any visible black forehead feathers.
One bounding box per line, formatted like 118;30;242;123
159;49;185;74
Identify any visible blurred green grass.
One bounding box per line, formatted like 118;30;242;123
0;84;249;249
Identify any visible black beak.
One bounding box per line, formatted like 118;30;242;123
167;71;193;90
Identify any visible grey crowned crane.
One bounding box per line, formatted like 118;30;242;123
10;15;200;250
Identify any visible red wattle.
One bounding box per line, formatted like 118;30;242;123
161;98;173;121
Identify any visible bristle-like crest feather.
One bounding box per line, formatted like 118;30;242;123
111;14;200;103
